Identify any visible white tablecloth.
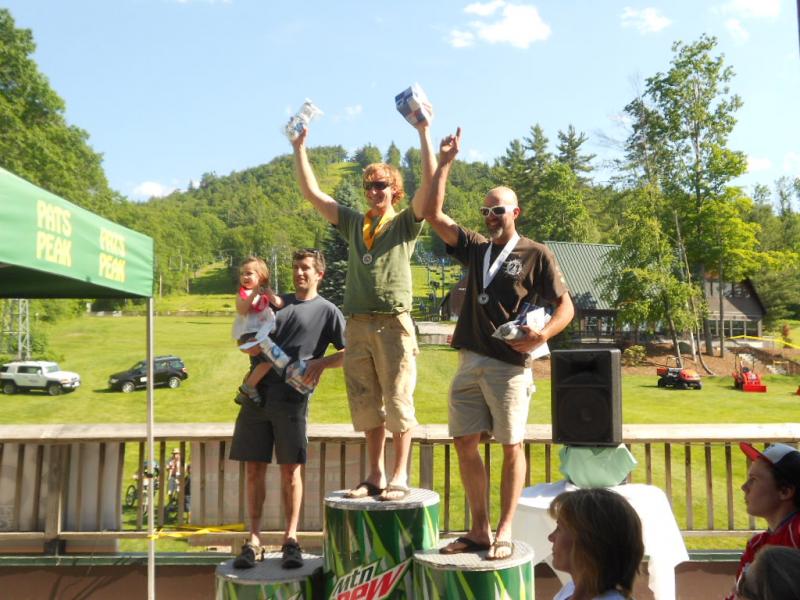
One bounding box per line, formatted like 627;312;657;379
512;481;689;600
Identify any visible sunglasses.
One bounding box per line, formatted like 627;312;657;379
364;181;391;192
479;205;515;217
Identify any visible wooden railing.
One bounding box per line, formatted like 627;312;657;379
1;423;798;550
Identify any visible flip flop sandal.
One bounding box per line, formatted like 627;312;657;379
439;536;491;555
379;484;411;502
345;480;383;498
486;539;515;561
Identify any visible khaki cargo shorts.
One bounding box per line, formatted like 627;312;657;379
344;312;418;433
449;349;535;444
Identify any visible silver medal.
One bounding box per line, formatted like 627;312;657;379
362;253;373;265
478;292;489;305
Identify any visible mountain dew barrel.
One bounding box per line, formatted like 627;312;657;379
215;552;323;600
413;540;534;599
324;488;439;600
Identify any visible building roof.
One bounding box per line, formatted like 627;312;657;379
545;241;617;312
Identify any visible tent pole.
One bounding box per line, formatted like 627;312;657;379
146;297;156;599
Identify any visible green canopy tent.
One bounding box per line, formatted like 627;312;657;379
0;166;160;599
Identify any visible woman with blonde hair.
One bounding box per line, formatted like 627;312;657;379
547;488;644;600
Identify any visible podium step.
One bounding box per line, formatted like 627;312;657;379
324;488;440;599
413;540;534;598
215;552;323;600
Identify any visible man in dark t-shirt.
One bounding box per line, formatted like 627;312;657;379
230;249;345;570
421;128;574;560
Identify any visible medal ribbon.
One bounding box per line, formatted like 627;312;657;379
481;233;520;298
362;206;396;250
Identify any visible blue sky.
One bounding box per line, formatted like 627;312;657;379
5;0;799;201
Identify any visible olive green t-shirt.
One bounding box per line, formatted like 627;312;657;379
336;205;423;314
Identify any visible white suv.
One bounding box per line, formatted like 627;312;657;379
0;361;81;396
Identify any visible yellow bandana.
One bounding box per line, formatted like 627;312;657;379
362;206;396;250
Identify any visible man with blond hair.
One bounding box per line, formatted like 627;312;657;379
289;117;435;502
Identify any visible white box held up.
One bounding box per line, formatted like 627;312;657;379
395;83;433;126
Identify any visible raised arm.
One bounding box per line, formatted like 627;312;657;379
290;127;339;225
410;123;436;220
420;127;462;247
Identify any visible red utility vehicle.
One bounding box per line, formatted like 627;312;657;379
656;357;702;390
732;354;767;392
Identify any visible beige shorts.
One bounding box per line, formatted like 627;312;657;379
449;349;535;444
344;312;419;433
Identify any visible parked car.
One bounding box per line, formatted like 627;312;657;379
108;355;188;393
0;360;81;396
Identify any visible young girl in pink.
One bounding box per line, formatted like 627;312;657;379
232;256;283;405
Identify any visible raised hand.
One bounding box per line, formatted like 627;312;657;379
290;125;308;150
439;127;462;164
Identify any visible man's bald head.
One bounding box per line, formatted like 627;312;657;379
485;186;518;207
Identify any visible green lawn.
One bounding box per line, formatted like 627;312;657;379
4;314;799;553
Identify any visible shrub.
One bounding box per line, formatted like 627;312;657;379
622;345;646;366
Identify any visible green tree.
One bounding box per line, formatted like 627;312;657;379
0;9;115;215
318;179;359;307
493;139;529;191
523;163;596;243
623;34;756;355
402;147;421;198
353;144;382;169
385;141;401;168
599;186;697;359
522;123;552;191
555;125;595;182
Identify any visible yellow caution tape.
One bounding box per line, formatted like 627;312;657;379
146;523;245;540
729;335;800;350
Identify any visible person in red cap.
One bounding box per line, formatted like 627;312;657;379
725;442;800;600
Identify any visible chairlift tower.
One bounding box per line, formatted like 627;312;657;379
1;299;31;359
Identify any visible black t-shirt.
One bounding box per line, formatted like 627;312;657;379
446;226;568;366
259;293;346;390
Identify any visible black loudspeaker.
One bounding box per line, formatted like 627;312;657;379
551;349;622;446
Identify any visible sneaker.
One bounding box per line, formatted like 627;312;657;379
234;384;261;406
281;539;304;569
233;542;258;569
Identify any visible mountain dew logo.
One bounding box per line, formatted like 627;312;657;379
330;558;410;600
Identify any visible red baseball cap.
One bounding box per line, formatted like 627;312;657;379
740;442;800;487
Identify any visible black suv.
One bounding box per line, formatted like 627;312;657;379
108;355;188;393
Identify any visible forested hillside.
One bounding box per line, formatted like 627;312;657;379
2;8;799;334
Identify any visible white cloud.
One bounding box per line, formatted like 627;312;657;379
784;152;800;175
450;3;550;49
449;29;476;47
720;0;780;18
344;104;362;118
620;7;672;34
331;104;363;123
131;181;176;200
747;155;772;173
724;18;750;43
464;0;506;17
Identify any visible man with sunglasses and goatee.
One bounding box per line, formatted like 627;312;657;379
422;128;574;560
290;116;435;502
